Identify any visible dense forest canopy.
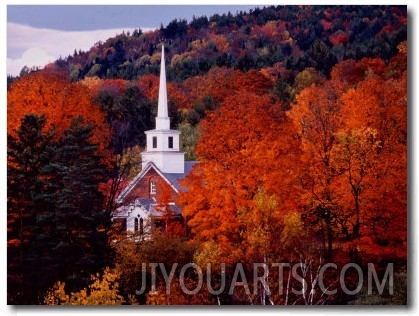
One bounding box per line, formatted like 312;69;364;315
7;5;407;305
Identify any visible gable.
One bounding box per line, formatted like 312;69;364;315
117;166;177;205
116;161;199;206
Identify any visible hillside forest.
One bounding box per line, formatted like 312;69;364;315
7;5;407;305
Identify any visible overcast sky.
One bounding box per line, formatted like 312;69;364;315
6;4;259;76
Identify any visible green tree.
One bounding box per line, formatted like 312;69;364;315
307;40;337;76
8;115;111;304
7;114;55;304
41;116;110;294
178;121;199;161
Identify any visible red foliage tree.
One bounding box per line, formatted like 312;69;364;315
8;71;110;154
179;91;302;264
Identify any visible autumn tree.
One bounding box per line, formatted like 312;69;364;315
288;81;344;260
7;71;110;154
179;91;302;268
153;181;185;236
236;190;284;304
337;69;407;263
44;267;126;305
110;228;196;304
289;55;407;265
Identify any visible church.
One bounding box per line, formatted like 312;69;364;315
112;45;197;235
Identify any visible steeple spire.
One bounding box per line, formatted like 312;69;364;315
156;44;170;130
142;43;185;174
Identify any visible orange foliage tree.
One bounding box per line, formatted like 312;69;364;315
336;70;407;262
181;67;273;110
289;56;407;264
8;71;110;154
179;91;302;265
288;80;344;260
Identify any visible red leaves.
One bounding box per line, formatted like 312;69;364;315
290;57;407;263
329;30;349;46
180;91;302;262
8;71;110;155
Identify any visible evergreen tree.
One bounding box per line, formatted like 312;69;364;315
8;115;111;304
7;114;55;304
41;116;110;294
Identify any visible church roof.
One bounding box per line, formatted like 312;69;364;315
150;203;182;217
163;161;199;191
136;198;155;211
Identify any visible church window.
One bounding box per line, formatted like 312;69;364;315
168;136;173;149
152;136;157;148
134;217;139;232
150;181;157;194
140;218;144;235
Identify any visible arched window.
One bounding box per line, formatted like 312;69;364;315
134;217;139;232
140;218;144;235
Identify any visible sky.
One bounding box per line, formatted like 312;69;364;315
6;3;259;76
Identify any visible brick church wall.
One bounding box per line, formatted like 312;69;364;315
123;168;178;204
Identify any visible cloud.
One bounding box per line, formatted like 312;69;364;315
7;22;154;76
7;47;57;75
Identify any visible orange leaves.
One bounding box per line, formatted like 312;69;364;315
290;57;407;262
338;71;407;260
137;74;159;100
180;67;274;110
289;81;342;157
8;71;110;154
180;91;302;263
340;72;407;144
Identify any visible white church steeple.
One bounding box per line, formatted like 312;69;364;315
156;45;170;130
142;44;185;174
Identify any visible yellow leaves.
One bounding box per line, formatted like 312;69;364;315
150;51;162;65
43;281;68;305
397;41;407;55
44;267;124;305
79;76;102;92
280;211;305;250
118;145;143;179
193;240;223;269
208;33;230;53
293;67;324;96
170;53;185;67
238;190;282;257
334;127;381;156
